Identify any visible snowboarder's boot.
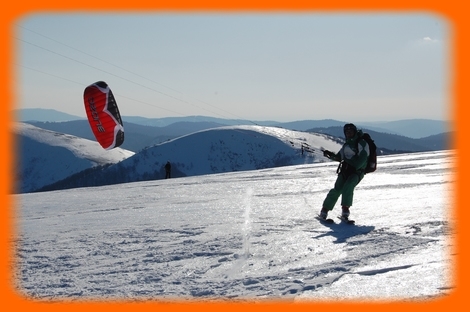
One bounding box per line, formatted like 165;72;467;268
319;208;329;220
341;206;350;219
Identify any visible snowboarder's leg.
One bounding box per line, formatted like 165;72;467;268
322;175;345;211
340;174;361;208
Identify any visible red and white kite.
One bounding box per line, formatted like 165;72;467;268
83;81;124;149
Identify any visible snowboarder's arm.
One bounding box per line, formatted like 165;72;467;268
323;150;341;162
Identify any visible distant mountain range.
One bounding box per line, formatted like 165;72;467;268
14;109;452;153
15;108;450;138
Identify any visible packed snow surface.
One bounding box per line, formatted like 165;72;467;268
14;150;454;301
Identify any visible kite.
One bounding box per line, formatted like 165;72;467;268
83;81;124;149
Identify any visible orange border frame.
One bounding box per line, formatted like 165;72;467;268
1;1;467;312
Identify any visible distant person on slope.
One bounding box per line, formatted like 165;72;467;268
319;123;370;220
165;161;171;179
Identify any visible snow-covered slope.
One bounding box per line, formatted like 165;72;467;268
14;150;454;300
108;125;342;180
13;122;135;193
16;124;343;192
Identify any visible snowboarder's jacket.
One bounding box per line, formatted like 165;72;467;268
324;130;370;177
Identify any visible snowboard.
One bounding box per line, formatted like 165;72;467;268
316;215;355;225
337;215;355;225
316;215;334;224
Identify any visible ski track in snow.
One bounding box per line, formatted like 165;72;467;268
13;151;455;301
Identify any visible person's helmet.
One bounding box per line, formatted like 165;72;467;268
343;123;357;136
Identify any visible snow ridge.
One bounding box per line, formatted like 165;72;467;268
13;122;134;193
111;125;342;180
14;123;342;193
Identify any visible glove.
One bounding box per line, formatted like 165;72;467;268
323;150;334;158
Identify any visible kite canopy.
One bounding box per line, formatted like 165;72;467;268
83;81;124;150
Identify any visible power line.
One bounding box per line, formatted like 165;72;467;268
16;25;259;125
16;63;187;117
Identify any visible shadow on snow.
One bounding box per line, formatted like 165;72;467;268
314;221;376;243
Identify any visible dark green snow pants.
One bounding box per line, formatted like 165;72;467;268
322;172;363;210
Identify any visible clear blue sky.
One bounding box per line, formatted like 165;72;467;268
15;12;449;122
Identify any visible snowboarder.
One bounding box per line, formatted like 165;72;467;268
319;123;370;221
165;161;171;179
